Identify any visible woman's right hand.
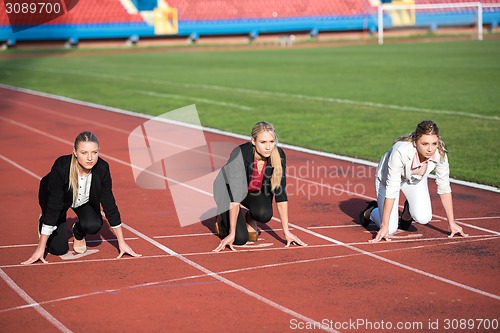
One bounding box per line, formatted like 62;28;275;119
213;234;236;252
284;230;307;247
369;225;391;243
21;247;48;265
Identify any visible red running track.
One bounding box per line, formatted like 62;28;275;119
0;86;499;333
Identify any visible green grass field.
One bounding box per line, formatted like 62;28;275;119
1;39;499;187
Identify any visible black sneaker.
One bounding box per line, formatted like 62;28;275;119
398;200;413;230
359;201;377;228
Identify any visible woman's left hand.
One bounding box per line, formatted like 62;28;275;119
448;222;468;238
21;247;48;265
284;231;307;247
117;242;142;259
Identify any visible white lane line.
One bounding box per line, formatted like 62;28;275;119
2;234;497;266
0;116;213;199
453;220;500;236
3;104;500;304
289;223;500;301
2;83;498;194
0;254;167;269
134;89;253;111
309;225;361;229
0;154;42;179
1;143;336;332
0;268;72;332
2;98;134;136
1;67;498;121
120;223;340;333
0;237;139;250
454;216;500;221
3;112;500;239
432;214;500;236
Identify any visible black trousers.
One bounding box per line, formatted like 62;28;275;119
39;203;103;255
219;190;273;245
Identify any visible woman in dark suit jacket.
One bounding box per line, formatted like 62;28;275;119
22;132;140;264
213;121;307;252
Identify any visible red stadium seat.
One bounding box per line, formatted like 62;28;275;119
167;0;372;21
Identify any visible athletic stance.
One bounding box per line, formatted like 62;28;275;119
213;121;307;252
22;131;140;264
360;120;468;242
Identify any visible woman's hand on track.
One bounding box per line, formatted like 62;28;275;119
117;242;142;259
21;248;48;265
284;231;307;247
213;234;236;252
369;226;391;243
448;222;468;238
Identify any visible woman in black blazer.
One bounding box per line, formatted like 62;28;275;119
22;132;140;264
213;122;307;252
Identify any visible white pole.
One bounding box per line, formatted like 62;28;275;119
377;2;486;45
378;5;384;45
478;3;483;41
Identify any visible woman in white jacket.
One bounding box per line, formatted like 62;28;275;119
360;120;468;243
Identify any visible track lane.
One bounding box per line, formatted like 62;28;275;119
1;86;499;332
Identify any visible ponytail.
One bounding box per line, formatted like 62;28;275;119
68;154;79;202
269;147;282;191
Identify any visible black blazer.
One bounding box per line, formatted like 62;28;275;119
39;155;121;227
213;142;287;212
239;142;287;201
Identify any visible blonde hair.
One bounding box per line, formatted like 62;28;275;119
69;132;99;202
251;121;283;192
396;120;447;160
